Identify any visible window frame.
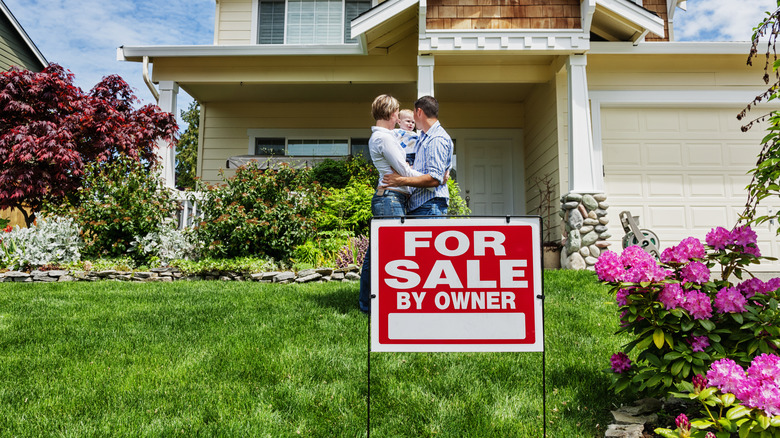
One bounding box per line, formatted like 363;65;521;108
252;0;375;45
247;129;372;159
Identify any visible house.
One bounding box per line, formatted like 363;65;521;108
0;0;48;228
0;0;47;72
118;0;780;270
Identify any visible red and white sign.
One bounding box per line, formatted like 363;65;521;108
370;217;543;352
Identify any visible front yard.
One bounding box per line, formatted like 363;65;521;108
0;270;627;437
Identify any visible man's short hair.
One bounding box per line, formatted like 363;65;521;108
372;94;400;121
414;95;439;119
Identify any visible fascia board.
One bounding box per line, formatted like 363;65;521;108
0;0;48;68
596;0;665;38
589;41;751;55
351;0;418;38
118;44;366;62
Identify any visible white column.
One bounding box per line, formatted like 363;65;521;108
566;55;602;193
417;55;435;98
156;81;178;188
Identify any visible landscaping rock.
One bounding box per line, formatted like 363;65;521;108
568;252;586;270
297;269;317;277
580;225;594;234
577;204;588;219
598;201;610;210
581;230;599;247
567;210;583;230
58;275;74;282
595;209;608;217
595;225;608;234
296;273;322;283
593;193;607;202
596;241;612;248
562;201;579;210
133;272;155;279
581;194;598;210
565;193;582;202
579;247;590;257
599;217;610;225
331;272;345;281
316;268;334;276
5;271;29;279
584;256;598;266
565;230;581;254
344;272;361;281
96;270;117;277
588;211;598;220
583;218;600;226
589;245;601;258
273;272;296;283
604;424;644;438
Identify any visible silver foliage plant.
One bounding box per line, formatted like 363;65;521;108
0;215;82;270
131;223;199;266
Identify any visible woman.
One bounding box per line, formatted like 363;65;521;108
358;94;423;314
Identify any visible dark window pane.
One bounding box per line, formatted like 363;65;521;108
350;137;371;162
255;137;286;155
344;0;371;43
259;0;285;44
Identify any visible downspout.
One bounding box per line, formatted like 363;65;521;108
143;56;159;101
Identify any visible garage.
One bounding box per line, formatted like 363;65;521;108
600;106;780;269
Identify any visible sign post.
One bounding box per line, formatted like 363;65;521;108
370;217;543;352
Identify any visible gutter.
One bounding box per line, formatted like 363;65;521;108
142;56;159;101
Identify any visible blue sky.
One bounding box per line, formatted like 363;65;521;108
3;0;778;126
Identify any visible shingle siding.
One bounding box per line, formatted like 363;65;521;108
426;0;581;30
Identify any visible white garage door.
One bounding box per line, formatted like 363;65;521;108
601;107;780;270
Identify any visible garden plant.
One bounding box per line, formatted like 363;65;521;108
596;226;780;437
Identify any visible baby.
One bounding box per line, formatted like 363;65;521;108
394;109;418;166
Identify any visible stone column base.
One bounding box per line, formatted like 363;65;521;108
559;192;611;270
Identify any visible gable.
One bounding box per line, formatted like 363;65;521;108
0;0;47;71
426;0;582;30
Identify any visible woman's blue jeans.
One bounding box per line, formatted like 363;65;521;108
358;190;407;313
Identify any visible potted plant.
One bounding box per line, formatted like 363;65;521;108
533;173;562;269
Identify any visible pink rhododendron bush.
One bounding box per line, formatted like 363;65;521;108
596;226;780;436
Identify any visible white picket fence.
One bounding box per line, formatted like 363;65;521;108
170;191;205;230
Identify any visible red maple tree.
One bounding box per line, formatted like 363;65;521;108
0;64;178;226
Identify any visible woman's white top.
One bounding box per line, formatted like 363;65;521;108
369;126;423;195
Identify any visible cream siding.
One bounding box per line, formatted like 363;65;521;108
0;12;43;71
524;78;561;241
215;0;253;45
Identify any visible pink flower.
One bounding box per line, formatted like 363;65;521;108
732;226;758;247
692;374;708;392
616;289;631;307
662;237;706;263
595;251;623;282
680;261;710;284
682;290;712;320
738;278;766;299
707;358;747;395
611;352;632;373
766;278;780;293
706;226;731;250
658;283;684;310
747;354;780;386
675;413;690;436
689;336;710;353
714;287;747;314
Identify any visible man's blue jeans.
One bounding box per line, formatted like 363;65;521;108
358;190;407;314
408;197;449;217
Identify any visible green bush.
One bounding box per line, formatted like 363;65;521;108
311;159;351;189
292;230;353;269
316;178;373;236
447;178;471;217
194;163;322;262
45;157;178;260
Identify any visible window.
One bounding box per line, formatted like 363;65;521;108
254;137;368;158
257;0;372;45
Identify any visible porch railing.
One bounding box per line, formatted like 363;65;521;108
170;190;205;230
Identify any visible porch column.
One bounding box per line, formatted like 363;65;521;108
156;80;178;188
566;54;602;193
417;55;435;97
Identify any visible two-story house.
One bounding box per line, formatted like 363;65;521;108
118;0;780;270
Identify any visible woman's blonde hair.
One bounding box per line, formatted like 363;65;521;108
372;94;400;121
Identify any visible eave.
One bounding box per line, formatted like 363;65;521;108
591;0;665;42
118;43;366;63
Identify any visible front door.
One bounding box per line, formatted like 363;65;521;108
454;130;523;216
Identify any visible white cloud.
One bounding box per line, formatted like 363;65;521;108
3;0;214;123
674;0;778;41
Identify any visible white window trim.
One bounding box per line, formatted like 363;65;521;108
247;128;371;155
251;0;377;46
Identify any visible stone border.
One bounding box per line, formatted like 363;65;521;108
0;266;362;284
560;192;611;270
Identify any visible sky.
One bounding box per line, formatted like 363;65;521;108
3;0;779;127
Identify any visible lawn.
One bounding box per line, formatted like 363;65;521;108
0;270;630;437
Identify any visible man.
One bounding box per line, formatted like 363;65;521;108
382;95;453;216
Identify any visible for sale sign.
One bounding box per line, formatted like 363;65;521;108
370;217;543;352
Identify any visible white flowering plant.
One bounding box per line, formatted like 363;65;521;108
596;226;780;398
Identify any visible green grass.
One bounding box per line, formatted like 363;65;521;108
0;270;630;437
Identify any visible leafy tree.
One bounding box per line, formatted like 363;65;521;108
0;64;178;227
176;101;199;189
739;3;780;229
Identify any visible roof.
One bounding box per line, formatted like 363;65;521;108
0;0;48;70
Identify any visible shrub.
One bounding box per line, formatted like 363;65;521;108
131;224;199;266
194;163;322;262
0;215;81;270
447;178;471;217
292;230;353;269
311;158;351;189
45;156;179;260
316;178;373;235
168;256;279;276
335;235;368;269
598;226;780;399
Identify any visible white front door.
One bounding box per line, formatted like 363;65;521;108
453;130;523;216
